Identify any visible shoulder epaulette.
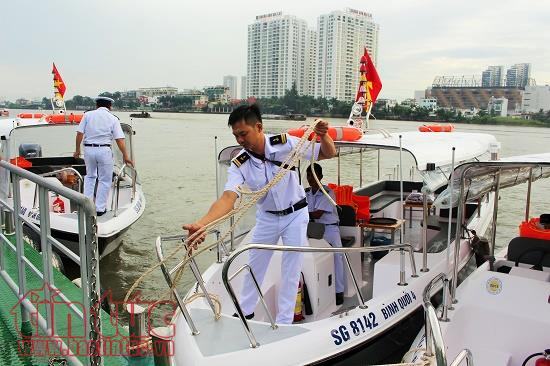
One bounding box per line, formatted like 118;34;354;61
269;133;288;145
231;152;250;167
305;187;311;192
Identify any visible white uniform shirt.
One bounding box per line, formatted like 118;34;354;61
224;134;320;212
306;186;339;225
78;107;125;144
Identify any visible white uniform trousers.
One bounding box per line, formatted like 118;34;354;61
240;208;308;324
83;146;113;212
324;225;345;293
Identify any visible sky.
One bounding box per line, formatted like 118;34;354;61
1;0;549;102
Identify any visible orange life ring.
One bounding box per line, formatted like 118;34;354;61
519;218;550;240
45;114;83;124
287;126;363;142
17;113;45;119
418;124;454;132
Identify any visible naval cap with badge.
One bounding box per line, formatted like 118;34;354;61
94;96;115;103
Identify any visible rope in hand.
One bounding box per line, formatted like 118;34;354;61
124;119;328;310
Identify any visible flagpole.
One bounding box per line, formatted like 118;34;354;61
365;103;373;131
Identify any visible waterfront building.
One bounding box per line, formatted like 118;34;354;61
429;75;522;112
204;85;231;104
414;90;426;104
247;12;311;98
137;86;178;97
506;63;531;88
223;76;238;99
241;76;248;99
522;85;550;113
304;29;318;97
487;96;508;117
178;89;208;107
481;66;504;87
376;98;397;109
419;98;438;111
315;8;379;101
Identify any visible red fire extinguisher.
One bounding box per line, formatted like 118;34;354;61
293;278;305;322
52;195;65;213
535;349;550;366
522;349;550;366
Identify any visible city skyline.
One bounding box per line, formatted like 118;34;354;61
1;0;548;101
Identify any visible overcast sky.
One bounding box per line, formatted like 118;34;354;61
2;0;548;101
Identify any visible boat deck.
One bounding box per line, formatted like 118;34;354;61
0;234;130;365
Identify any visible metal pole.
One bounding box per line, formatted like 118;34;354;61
214;136;219;199
440;278;450;322
525;168;533;222
151;326;173;366
337;147;341;186
230;216;235;252
398;249;407;286
399;135;404;243
216;230;222;264
127;303;147;357
12;175;30;327
451;175;465;304
359;148;363;187
489;171;501;268
446;147;456;275
377;149;380;180
38;187;55;336
344;253;367;308
420;191;429;272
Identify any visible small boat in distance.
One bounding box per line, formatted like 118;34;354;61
262;113;307;121
130;111;151;118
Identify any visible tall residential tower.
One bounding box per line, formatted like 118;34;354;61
223;75;238;99
481;66;504;87
247;12;311;98
506;63;531;88
315;8;379;101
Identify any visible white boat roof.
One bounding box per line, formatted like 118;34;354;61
0;117;48;138
336;130;498;171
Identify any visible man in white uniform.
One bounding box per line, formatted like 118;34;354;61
183;104;336;324
305;163;345;305
73;96;133;216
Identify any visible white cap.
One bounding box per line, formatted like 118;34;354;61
94;96;114;103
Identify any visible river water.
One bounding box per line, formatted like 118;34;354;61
95;112;550;307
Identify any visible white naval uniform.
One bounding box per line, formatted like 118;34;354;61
306;186;345;293
77;107;125;212
225;133;320;324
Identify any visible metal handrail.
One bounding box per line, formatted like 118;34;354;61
0;160;101;366
110;163;138;217
222;242;418;348
450;349;474;366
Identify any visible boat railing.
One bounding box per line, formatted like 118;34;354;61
155;232;417;348
33;167;84;208
0;160;102;366
422;272;473;365
110;163;138;216
223;243;417;347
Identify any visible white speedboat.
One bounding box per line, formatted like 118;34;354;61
0;114;145;259
404;153;550;366
151;128;500;365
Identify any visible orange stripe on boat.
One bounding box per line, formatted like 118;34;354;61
45;114;83;124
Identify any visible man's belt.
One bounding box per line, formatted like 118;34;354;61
84;144;111;147
266;198;307;216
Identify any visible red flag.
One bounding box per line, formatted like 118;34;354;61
52;63;66;98
356;48;382;109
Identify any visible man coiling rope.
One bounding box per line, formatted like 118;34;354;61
125;105;337;325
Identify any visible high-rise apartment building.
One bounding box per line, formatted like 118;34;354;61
481;66;504;87
315;8;379;101
304;29;318;97
223;75;238;99
247;12;311;98
241;76;248;99
506;63;531;88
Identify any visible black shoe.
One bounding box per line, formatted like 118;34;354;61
336;292;344;305
232;312;254;320
96;211;106;217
